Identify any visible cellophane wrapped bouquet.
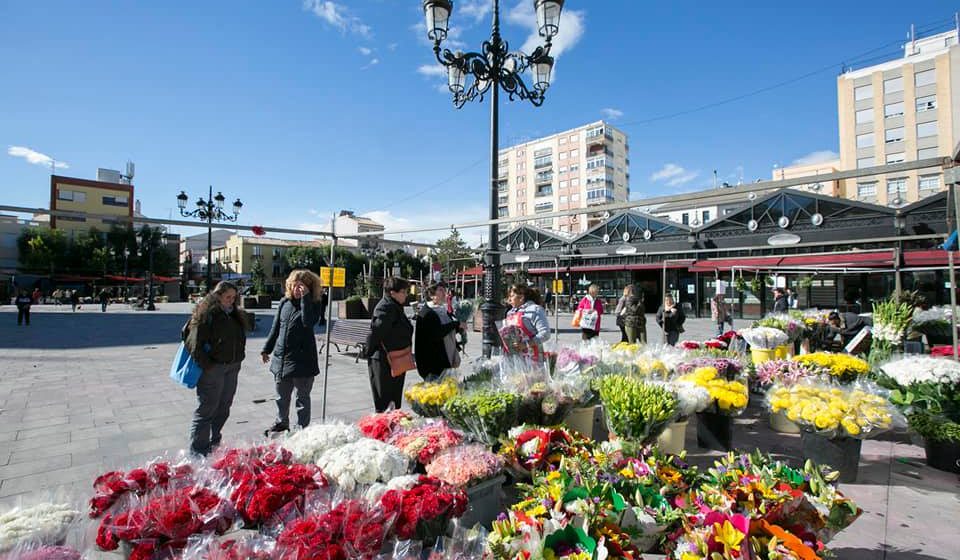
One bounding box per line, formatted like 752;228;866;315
498;425;591;479
426;444;504;487
678;366;749;416
756;314;804;343
441;386;520;446
766;380;902;439
739;327;789;350
405;376;460;418
597;374;679;444
793;352;869;384
879;355;960;445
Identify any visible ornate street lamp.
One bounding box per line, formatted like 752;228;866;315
177;186;242;292
422;0;563;357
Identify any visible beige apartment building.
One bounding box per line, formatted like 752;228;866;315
210;235;326;287
837;28;960;206
497;121;630;234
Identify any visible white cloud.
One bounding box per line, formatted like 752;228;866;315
358;46;373;56
417;64;446;77
368;58;379;66
650;163;699;187
790;150;840;166
359;207;488;245
303;0;372;38
508;0;585;60
7;146;68;169
601;107;623;120
459;0;492;23
387;42;399;51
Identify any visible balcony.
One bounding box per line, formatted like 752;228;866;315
536;185;553;197
535;172;553;185
534;158;552;169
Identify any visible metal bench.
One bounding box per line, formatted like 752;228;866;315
319;319;369;363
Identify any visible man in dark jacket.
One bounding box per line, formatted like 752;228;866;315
261;272;322;434
15;290;32;326
414;282;462;381
772;288;789;313
366;277;414;412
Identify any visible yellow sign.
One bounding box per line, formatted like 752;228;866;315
319;267;346;288
552;279;564;293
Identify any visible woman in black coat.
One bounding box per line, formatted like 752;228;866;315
366;277;414;412
414;282;462;381
261;270;323;434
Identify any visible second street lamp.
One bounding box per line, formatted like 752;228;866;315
422;0;562;358
177;186;242;293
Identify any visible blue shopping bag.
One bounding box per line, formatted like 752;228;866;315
169;342;203;389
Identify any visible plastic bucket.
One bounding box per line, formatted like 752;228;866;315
696;411;733;451
751;348;775;366
924;438;960;474
801;432;861;483
774;345;789;360
769;410;801;434
656;420;688;455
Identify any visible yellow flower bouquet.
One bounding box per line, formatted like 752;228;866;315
793;352;869;384
767;381;900;439
678;366;749;416
405;377;460;417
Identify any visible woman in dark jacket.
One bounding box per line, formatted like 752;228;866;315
655;294;686;346
261;269;323;434
414;282;462;381
622;285;647;344
184;281;249;456
366;277;414;412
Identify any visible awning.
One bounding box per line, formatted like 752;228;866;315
153;275;180;283
690;250;894;272
54;275;102;282
903;250;960;267
104;275;144;282
528;260;694;275
455;266;483;277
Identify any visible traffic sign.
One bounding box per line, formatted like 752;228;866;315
319;267;346;288
552;279;564;293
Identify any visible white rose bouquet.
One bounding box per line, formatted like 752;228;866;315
317;438;410;491
0;503;79;553
284;422;362;464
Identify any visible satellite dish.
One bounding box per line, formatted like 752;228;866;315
602;233;611;244
643;229;653;240
747;219;759;232
778;216;790;229
622;232;630;242
811;213;824;227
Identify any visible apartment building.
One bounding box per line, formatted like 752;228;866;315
837;28;960;206
210;235;326;286
497;121;630;234
49;174;133;236
772;159;842;197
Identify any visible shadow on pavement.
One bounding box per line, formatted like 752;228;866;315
831;546;948;560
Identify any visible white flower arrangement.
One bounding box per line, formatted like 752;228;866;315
881;356;960;386
912;306;953;326
872;323;905;345
363;474;422;503
317;438;410;491
284;422;362;464
739;327;789;350
0;503;79;552
671;380;712;418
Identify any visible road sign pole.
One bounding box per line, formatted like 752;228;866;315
320;218;337;421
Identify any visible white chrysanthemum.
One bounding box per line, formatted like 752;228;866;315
284;422;362;464
317;438;409;491
0;503;79;552
872;323;905;344
882;356;960;386
912;306;953;325
672;380;712;417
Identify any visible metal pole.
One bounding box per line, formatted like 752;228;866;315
893;246;902;297
554;256;560;339
481;2;503;358
951;182;960;361
147;237;156;311
206;185;213;293
661;261;668;344
320;217;337;421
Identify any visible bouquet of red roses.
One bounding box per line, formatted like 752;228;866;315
388;421;463;465
89;461;194;518
379;476;467;542
230;463;329;527
211;444;293;483
180;532;276;560
276;499;394;560
357;410;415;442
95;486;234;557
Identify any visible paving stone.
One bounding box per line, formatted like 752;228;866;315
0;454;72;480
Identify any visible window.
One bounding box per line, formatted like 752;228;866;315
857;156;875;169
884;76;903;93
586;157;605;170
885;127;904;143
559;180;568;188
498;181;508;192
915;69;936;87
498;206;509;218
569;134;578;142
57;189;86;203
535;170;553;183
534;155;552;168
586;127;603;139
559;151;568;160
536;218;553;229
498;195;509;205
536;184;553;197
886;178;907;198
855;108;873;124
58;215;86;222
856;133;874;148
571;193;580;201
918;146;939;159
516;149;524;156
559;137;567;145
533;148;551;157
885;152;905;164
884;101;904;118
917;121;938;138
569;149;578;158
570;178;580;186
681;213;689;225
102;195;129;207
273;247;283;258
535;202;553;213
559;195;568;203
916;94;937;112
919;174;941;191
854;85;873;101
558;166;567;174
857;182;877;198
702;210;711;223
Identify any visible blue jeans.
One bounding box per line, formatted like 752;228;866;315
275;375;315;428
190;362;240;455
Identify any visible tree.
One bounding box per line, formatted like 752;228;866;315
17;227;68;274
434;230;476;279
285;246;326;273
250;257;267;295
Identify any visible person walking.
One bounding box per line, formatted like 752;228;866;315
365;277;414;412
621;285;646;344
414;282;463;381
772;287;789;313
502;283;551;360
69;290;80;312
261;270;323;435
614;285;631;343
31;287;41;305
317;287;329;327
98;288;111;312
656;295;686;346
576;284;604;341
15;290;32;326
52;289;62;308
183;281;249;456
710;293;731;336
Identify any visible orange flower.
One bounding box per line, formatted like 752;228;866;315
754;519;821;560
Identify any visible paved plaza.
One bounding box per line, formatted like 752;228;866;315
0;302;957;559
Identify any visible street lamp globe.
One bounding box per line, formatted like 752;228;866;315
534;0;564;38
448;60;467;93
176;191;188;210
532;55;554;91
232;198;243;215
214;192;226;209
422;0;452;42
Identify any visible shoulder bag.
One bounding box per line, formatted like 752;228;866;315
383;344;416;378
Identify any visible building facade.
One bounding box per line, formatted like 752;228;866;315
497;121;630;234
210;235;325;288
49;175;133;236
837;29;959;206
333;210;385;250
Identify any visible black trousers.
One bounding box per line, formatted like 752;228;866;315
17;308;30;325
581;328;599;341
368;357;405;412
274;375;315;428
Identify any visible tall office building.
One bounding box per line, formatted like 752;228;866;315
497;120;630;234
49;174;134;237
837;28;960;206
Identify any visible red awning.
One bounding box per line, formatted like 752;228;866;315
152;276;180;283
53;275;101;282
688;256;783;272
690;250;894;272
455;266;484;277
104;275;144;282
528;261;694;275
903;250;960;267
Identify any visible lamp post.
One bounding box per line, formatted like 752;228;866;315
123;247;130;299
422;0;563;357
138;227;167;311
177;186;242;293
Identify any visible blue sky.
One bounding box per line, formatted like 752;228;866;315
1;1;956;243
